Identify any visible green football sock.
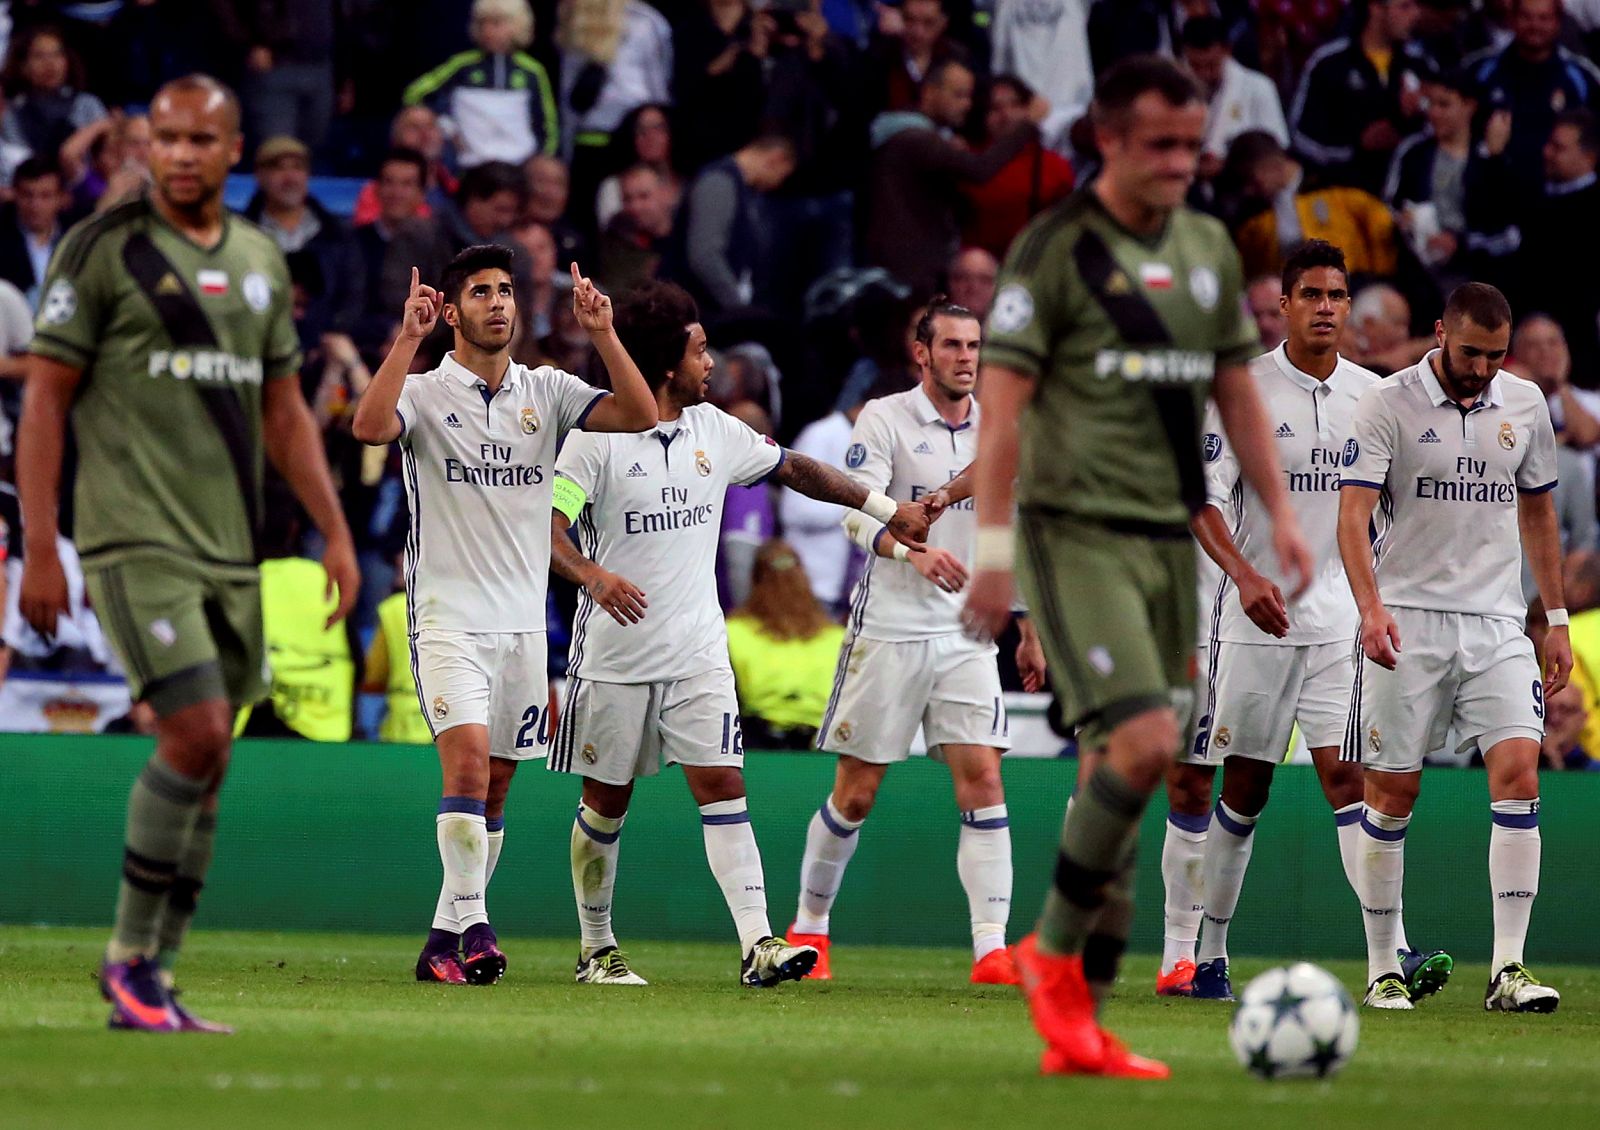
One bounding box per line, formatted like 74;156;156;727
106;757;206;964
1038;764;1146;957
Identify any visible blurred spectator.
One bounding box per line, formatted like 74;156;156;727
834;294;922;412
1467;0;1600;189
1181;15;1289;181
1232;133;1399;281
401;0;559;170
1384;69;1519;287
597;164;674;292
510;218;561;341
1347;281;1430;371
210;0;336;150
594;103;681;230
991;0;1091;142
725;538;847;749
674;0;769;168
0;25;106;164
1540;680;1592;769
1513;314;1600;450
352;106;457;226
863;59;1043;297
868;0;971;115
719;398;779;608
557;0;674;234
1246;273;1289;349
664;133;795;317
0;156;69;310
778;400;862;612
244;137;363;342
363;574;430;744
959;74;1074;261
1288;0;1435;194
945;246;997;319
524;152;588;269
1517;109;1600;378
352;148;448;357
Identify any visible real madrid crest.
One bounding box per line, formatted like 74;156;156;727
695;449;712;476
835;721;853;743
1213;726;1231;750
581;743;597;765
1498;422;1516;450
1368;726;1381;753
433;696;449;720
520;407;539;435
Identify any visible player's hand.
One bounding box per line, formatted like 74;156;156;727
886;499;929;549
571;263;613;334
1235;567;1289;638
1272;517;1315;601
1543;624;1573;698
1360;604;1402;670
401;267;441;341
1016;620;1047;692
321;536;361;629
961;569;1013;642
911;546;968;593
19;545;69;639
584;566;648;625
922;488;952;522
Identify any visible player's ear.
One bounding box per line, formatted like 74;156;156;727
442;302;459;328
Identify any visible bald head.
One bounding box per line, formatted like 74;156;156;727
152;74;241;135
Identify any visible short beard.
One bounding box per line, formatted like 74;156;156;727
459;320;514;354
1438;346;1492;401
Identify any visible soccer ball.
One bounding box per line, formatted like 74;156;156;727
1228;963;1359;1080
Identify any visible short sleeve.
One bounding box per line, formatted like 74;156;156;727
715;410;784;486
395;378;419;448
982;223;1060;379
1212;239;1260;371
1518;395;1559;494
842;402;896;494
263;253;303;380
554;429;607;506
29;226;113;370
548;367;607;434
1200;400;1241;511
1340;388;1396;491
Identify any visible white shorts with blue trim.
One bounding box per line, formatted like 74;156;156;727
1183;639;1355;765
817;633;1009;763
1351;607;1543;773
412;629;551;760
548;667;743;786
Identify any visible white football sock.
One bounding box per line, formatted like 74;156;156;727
957;805;1012;961
1333;803;1362;900
1160;810;1209;973
487;818;505;883
1197;801;1257;964
435;804;489;930
793;794;864;935
1359;807;1409;983
571;804;624;957
1489;798;1541;970
700;798;771;953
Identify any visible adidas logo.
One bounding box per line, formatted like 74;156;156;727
1418;428;1440;443
443;413;462;429
626;462;647;478
914;441;934;454
1275;422;1295;438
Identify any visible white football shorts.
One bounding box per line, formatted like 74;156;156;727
1184;639;1355;765
817;633;1010;762
548;667;743;785
1352;608;1543;773
411;629;552;760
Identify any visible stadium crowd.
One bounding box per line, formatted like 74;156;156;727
2;0;1600;767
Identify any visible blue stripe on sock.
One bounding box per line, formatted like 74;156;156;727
439;796;486;817
1491;810;1539;829
960;813;1010;829
575;809;620;844
1334;806;1363;827
485;816;505;833
818;804;858;839
1167;809;1210;835
1360;815;1407;842
1213;804;1256;838
701;811;752;826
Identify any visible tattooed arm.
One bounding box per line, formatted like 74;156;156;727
773;451;930;548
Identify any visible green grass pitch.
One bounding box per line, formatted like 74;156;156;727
2;927;1596;1129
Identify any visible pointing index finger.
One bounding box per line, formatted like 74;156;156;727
410;266;419;296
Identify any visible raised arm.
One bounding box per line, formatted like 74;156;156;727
566;263;657;433
352;266;439;445
16;356;82;637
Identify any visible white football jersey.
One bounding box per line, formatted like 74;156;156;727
1343;351;1558;623
397;353;605;633
843;385;977;642
557;403;784;683
1203;345;1379;645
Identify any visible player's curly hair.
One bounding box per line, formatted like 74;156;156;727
1281;239;1348;297
615;281;700;391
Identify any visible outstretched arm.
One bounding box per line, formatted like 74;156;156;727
774;450;929;548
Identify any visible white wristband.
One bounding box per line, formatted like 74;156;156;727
890;539;912;562
974;526;1015;572
1547;608;1570;627
862;490;899;524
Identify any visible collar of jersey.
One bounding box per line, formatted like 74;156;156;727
913;383;975;430
1418;349;1502;410
440;351;520;391
1270;343;1356;395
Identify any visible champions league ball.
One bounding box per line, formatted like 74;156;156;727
1228;963;1360;1080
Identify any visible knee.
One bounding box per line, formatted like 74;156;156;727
1164;763;1214;815
1489;762;1540;801
485;762;517;815
1220;762;1274;817
159;707;233;772
1107;709;1183;793
1365;770;1420;816
832;763;882;823
686;767;746;806
1320;761;1365;808
581;779;633;819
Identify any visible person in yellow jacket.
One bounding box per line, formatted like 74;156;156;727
364;589;432;744
725;540;846;750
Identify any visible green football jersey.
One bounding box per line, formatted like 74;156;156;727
30;195;302;569
983;188;1258;530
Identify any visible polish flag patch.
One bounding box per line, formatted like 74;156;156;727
197;270;229;296
1139;263;1173;290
